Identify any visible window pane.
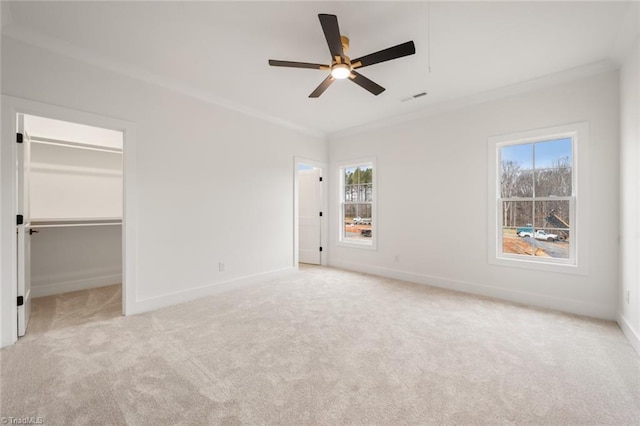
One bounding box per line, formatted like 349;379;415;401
535;200;570;258
344;167;356;203
534;200;570;231
534;138;572;197
501;143;533;169
358;167;373;184
535;166;572;197
345;184;357;202
502;227;535;256
534;138;572;168
502;200;533;231
514;170;534;198
532;200;570;259
345;166;373;184
344;167;357;183
345;166;373;202
501;144;533;197
355;183;372;202
343;203;372;241
502;200;535;255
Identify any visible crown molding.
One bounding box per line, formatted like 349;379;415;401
1;25;326;140
330;59;619;140
2;21;624;143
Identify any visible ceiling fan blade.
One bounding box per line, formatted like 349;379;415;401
318;14;344;60
309;75;335;98
351;41;416;69
268;60;328;70
349;71;385;96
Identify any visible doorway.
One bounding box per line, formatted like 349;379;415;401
1;95;138;348
294;159;327;267
17;114;124;337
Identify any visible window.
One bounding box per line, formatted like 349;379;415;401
488;123;588;273
339;160;375;248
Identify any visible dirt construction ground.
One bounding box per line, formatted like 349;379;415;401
344;224;372;238
503;234;569;258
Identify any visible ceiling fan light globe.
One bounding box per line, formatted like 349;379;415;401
331;64;351;79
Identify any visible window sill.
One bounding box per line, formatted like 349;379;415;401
338;239;377;250
489;254;587;276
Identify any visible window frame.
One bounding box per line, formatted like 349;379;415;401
488;122;589;275
338;158;377;250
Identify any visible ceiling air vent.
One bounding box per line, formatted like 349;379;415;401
401;91;428;102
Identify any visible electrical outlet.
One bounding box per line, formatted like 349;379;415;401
219;262;225;272
394;255;400;262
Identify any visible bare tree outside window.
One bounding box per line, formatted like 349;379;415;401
500;138;572;259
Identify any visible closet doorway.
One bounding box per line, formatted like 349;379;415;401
294;159;327;267
17;114;124;337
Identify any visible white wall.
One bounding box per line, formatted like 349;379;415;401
31;225;122;298
329;71;620;320
619;40;640;353
30;143;123;219
1;36;327;346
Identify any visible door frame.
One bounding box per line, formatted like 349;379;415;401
1;95;138;347
293;157;328;268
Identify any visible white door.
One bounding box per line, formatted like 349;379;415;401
16;115;32;337
298;168;322;265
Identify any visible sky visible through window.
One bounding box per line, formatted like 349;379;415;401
499;136;573;260
501;137;572;169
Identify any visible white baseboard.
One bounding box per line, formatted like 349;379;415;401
32;272;122;298
617;313;640;355
329;259;616;320
130;267;296;315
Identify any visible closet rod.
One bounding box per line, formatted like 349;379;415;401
31;222;122;229
30;136;123;154
31;218;122;228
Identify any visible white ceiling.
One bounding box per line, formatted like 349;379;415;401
2;1;635;136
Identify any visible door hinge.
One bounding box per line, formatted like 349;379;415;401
319;246;323;252
17;296;24;307
17;215;24;225
16;133;23;144
319;177;323;182
319;212;323;217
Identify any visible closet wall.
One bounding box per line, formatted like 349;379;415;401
26;115;123;297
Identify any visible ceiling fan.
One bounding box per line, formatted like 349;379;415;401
268;14;416;98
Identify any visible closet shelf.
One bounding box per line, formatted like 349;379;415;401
31;136;123;153
30;218;122;228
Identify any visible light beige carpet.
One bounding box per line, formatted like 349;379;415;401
1;266;638;425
